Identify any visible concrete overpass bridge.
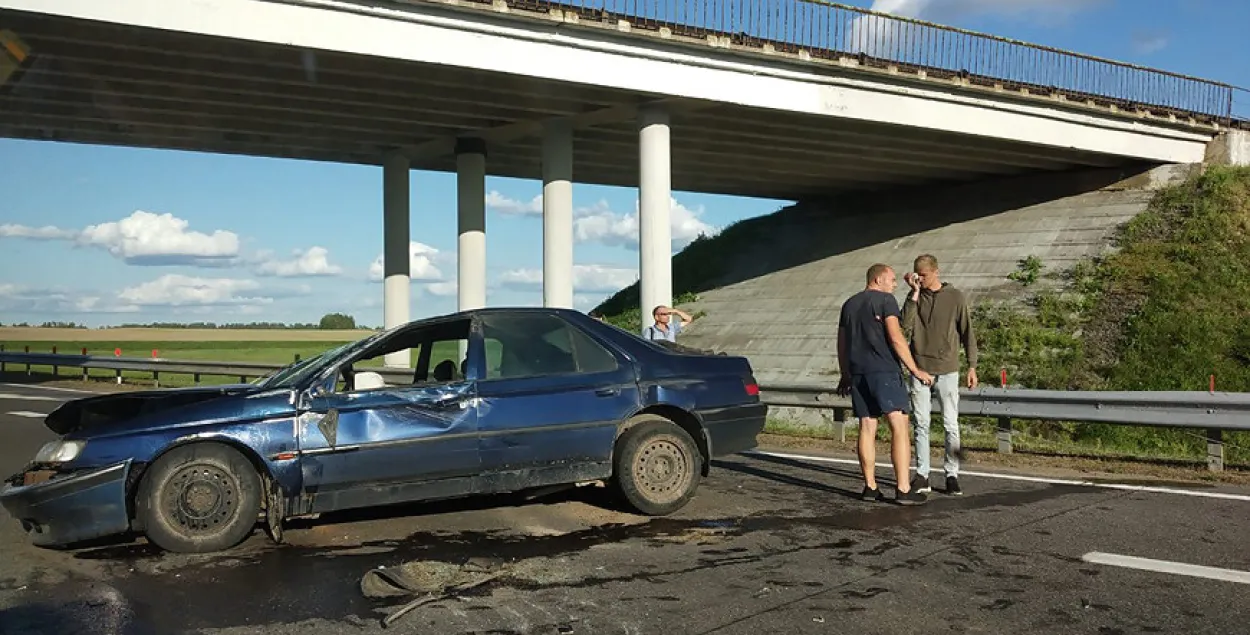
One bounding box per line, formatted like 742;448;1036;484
0;0;1242;360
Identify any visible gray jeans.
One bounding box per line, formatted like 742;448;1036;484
910;372;961;479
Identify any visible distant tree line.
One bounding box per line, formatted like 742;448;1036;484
2;314;376;330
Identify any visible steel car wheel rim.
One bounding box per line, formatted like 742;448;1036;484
633;438;690;504
162;465;238;534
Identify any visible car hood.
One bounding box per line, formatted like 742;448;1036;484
44;384;278;436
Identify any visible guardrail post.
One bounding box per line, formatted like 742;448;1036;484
24;345;30;375
1;344;5;373
82;347;88;382
51;345;58;377
996;417;1013;454
194;373;201;385
153;371;160;388
1207;428;1224;472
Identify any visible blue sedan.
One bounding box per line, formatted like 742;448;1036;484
1;308;767;553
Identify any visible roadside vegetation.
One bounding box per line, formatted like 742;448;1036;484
592;165;1250;468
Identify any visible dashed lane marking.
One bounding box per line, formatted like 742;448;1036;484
1082;552;1250;585
0;393;62;402
4;411;48;419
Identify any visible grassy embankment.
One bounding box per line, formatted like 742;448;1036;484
595;166;1250;468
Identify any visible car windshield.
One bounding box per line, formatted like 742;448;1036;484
254;338;372;390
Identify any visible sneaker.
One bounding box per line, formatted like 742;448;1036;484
946;476;963;496
895;487;927;506
861;485;885;502
912;474;932;494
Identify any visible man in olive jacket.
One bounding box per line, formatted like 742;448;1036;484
901;254;978;496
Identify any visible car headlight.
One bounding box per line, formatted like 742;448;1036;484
34;440;86;464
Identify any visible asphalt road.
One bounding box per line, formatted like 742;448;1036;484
1;381;1248;635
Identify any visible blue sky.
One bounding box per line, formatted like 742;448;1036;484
1;0;1246;328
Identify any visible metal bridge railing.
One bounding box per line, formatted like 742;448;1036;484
446;0;1236;123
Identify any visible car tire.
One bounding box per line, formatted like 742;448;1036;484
612;415;704;516
134;442;263;554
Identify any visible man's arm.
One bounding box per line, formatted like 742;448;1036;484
670;307;694;323
958;292;978;369
837;326;850;378
901;294;918;340
884;316;926;379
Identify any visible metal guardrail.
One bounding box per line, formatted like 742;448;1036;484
760;383;1247;471
437;0;1238;124
0;350;1242;470
0;351;413;387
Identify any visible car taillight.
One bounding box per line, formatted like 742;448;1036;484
743;381;760;396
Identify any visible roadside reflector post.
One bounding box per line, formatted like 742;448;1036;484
997;417;1013;454
24;345;30;375
115;348;123;384
1208;429;1224;472
82;347;88;381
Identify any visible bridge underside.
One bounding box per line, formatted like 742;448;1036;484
0;8;1150;200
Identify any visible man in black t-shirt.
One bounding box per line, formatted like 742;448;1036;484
837;263;933;505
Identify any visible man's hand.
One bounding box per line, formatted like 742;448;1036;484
836;376;852;397
966;368;979;390
913;369;934;386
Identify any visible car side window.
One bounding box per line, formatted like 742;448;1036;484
480;314;618;380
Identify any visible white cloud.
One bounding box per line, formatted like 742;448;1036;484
1131;30;1169;55
486;193;715;250
0;284;138;314
0;210;240;266
0;224;78;240
498;264;638;293
79;211;239;265
367;241;447;282
118;274;269;307
486;191;542;217
573;198;715;251
424;280;458;297
848;0;1103;56
256;246;343;278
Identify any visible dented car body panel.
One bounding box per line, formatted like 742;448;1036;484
1;307;767;548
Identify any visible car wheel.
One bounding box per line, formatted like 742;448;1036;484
135;443;262;554
612;415;703;516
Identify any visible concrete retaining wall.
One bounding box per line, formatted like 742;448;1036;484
676;164;1197;386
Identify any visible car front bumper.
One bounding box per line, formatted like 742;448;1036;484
0;460;133;547
701;402;769;457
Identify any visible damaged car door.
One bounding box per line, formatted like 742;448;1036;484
295;376;480;515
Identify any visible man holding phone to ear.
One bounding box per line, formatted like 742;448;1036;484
902;254;978;496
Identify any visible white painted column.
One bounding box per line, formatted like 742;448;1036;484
542;119;574;309
456;138;487;311
638;106;672;324
382;151;410;368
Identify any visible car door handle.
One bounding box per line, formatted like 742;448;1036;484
595;387;621;397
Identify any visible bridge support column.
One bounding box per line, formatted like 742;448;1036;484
542;119;574;309
382;150;411;368
457;139;487;311
638;105;672;326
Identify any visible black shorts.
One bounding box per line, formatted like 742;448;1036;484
850;372;910;419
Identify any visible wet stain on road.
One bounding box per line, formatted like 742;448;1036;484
0;470;1100;634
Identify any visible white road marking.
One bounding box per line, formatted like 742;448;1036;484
5;411;48;419
746;450;1250;502
0;393;62;402
1082;552;1250;585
